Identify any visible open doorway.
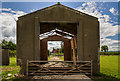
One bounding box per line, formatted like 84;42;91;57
48;41;64;61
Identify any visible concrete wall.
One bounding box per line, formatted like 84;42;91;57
40;40;47;61
17;4;99;74
2;49;9;65
83;19;100;73
64;40;72;61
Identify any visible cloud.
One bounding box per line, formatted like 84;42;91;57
109;7;118;15
1;2;119;51
0;8;26;43
48;41;62;51
109;8;115;13
100;38;119;51
76;2;119;51
0;8;11;11
76;2;119;38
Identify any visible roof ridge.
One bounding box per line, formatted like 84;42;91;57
18;2;98;19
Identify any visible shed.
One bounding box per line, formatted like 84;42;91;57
17;2;100;75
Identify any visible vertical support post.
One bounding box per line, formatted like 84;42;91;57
74;35;77;61
73;38;76;65
34;17;40;60
26;60;28;76
64;40;71;61
91;60;93;76
77;20;84;61
97;21;100;73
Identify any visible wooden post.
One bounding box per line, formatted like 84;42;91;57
26;60;28;76
74;35;77;61
73;39;76;65
91;60;93;76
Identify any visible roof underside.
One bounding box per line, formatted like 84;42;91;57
40;22;77;36
40;34;70;40
40;28;74;39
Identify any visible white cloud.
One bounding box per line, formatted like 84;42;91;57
0;8;11;11
48;41;62;51
109;7;118;15
1;3;119;51
82;3;86;7
100;38;119;51
109;8;115;13
0;8;26;43
76;2;119;51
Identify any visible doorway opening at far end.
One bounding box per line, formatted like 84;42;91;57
48;41;64;61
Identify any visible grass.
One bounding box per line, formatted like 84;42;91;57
92;55;119;81
48;55;53;61
0;57;20;80
58;56;64;61
100;55;118;78
1;55;120;81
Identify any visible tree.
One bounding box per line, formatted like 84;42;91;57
0;39;9;49
0;39;16;50
7;41;16;50
101;45;108;52
59;47;64;53
48;50;50;56
0;39;17;57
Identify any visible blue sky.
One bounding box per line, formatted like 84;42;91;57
0;2;119;51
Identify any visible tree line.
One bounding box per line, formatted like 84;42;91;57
0;39;16;50
0;39;119;56
0;39;16;57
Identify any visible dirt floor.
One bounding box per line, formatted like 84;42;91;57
49;56;62;61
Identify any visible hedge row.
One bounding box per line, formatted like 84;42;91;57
100;52;120;55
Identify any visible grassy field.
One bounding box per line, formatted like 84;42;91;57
1;55;120;80
92;55;119;81
100;55;118;78
0;57;20;80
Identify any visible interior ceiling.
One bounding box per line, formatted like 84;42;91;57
40;29;73;39
40;29;74;37
40;22;77;35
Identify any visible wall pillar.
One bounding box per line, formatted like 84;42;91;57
40;40;48;61
34;17;40;60
64;40;72;61
77;20;84;61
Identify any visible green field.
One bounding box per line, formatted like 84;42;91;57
0;57;20;80
100;55;119;78
1;55;120;80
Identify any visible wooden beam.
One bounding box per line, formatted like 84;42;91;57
40;23;77;35
55;30;74;37
72;38;76;65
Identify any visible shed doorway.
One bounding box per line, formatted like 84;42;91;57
48;41;64;61
40;22;77;61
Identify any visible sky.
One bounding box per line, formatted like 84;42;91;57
0;2;119;51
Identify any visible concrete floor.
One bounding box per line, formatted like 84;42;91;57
30;75;93;81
